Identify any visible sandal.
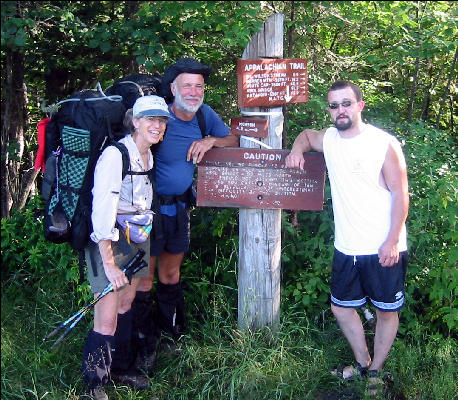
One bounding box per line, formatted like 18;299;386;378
365;369;392;397
330;361;368;380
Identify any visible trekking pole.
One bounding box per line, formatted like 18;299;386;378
43;249;145;342
43;277;117;343
43;249;146;347
49;259;147;350
45;282;119;349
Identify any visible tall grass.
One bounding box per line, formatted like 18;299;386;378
1;252;456;400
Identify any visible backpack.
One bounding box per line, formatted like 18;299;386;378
105;73;207;136
105;73;162;109
40;73;207;252
42;88;130;251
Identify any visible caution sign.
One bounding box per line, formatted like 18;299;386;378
237;58;308;108
196;148;325;210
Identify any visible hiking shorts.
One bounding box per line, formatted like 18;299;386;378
85;240;150;294
330;248;408;312
150;211;190;257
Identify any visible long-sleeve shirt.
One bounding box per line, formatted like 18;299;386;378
90;135;154;243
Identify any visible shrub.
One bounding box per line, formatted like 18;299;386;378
397;120;457;334
1;196;86;298
2;120;455;336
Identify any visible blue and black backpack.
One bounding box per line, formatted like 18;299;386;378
41;74;162;251
40;73;205;253
42;88;128;250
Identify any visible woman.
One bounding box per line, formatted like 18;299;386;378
81;95;171;400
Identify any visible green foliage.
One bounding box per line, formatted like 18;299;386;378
1;282;86;400
182;207;239;319
388;325;458;399
1;1;35;49
281;188;334;316
1;195;86;298
398;120;457;334
1;1;263;105
279;1;457;130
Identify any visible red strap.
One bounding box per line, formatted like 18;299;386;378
34;118;51;172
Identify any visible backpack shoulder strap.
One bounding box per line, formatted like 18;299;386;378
196;107;206;138
109;141;153;179
108;141;130;180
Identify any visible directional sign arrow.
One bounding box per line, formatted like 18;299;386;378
284;86;292;102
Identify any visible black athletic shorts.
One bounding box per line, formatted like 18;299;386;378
330;248;408;311
150;210;190;257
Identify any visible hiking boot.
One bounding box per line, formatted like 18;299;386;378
134;349;157;375
110;371;149;390
81;386;108;400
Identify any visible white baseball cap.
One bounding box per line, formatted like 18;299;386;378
132;95;173;119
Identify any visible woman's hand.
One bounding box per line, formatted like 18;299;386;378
103;263;129;290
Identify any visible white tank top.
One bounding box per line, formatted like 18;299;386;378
323;124;407;255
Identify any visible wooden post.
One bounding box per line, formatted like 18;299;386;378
238;13;284;330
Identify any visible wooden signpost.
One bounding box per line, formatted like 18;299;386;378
196;13;324;330
236;13;284;330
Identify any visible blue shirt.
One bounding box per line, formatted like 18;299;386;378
154;104;230;215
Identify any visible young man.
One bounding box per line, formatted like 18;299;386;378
285;81;409;386
132;58;238;363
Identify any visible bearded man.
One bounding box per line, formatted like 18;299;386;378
131;58;238;370
286;80;409;394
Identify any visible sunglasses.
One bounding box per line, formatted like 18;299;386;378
328;100;354;109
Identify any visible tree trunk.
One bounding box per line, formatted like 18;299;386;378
449;95;455;136
436;46;457;129
420;63;434;122
407;55;420;123
407;7;421;123
122;1;140;74
1;49;32;219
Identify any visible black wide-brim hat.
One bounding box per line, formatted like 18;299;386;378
161;57;212;102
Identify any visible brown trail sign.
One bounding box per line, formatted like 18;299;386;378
230;117;269;138
197;148;325;210
237;58;308;107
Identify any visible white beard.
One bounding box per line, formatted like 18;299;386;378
174;89;204;113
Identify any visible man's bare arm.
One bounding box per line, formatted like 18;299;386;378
285;129;325;170
378;139;409;267
187;132;239;163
